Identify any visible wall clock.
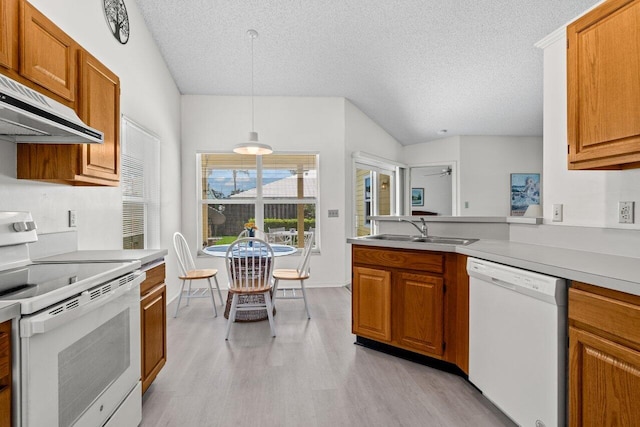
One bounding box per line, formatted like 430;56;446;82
103;0;130;44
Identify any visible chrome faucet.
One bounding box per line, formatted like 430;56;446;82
399;217;428;237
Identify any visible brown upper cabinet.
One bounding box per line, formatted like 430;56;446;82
17;51;120;185
75;50;120;183
20;0;77;102
0;0;19;71
567;0;640;170
2;0;121;186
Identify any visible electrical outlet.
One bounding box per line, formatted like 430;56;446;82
552;204;563;222
328;209;339;218
68;210;77;227
619;201;634;224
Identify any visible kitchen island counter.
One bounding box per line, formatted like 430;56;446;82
348;237;640;297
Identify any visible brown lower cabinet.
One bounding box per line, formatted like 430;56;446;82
569;282;640;426
140;262;167;394
351;245;468;372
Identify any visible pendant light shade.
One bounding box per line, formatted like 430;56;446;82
234;29;272;156
233;132;273;155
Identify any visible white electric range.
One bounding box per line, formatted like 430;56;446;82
0;211;144;427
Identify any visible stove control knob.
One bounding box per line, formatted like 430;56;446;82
12;221;37;232
12;222;27;232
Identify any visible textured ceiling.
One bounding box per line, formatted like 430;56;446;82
134;0;600;145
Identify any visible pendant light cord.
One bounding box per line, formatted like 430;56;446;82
251;32;255;132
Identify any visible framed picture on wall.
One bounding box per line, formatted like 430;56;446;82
510;173;540;216
411;188;424;206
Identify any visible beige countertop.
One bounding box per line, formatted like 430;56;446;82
34;249;168;268
348;237;640;297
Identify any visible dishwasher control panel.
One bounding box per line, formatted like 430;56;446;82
467;258;566;305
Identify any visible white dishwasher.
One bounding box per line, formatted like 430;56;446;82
467;257;567;427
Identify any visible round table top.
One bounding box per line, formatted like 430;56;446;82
202;243;297;257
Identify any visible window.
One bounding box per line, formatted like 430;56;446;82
121;117;160;249
353;153;404;237
197;153;318;249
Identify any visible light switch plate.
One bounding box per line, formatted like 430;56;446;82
69;210;77;227
328;209;339;218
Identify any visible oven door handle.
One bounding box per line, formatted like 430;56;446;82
21;271;145;337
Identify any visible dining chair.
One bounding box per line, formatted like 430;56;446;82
173;232;223;318
225;237;276;339
267;227;290;244
272;231;314;318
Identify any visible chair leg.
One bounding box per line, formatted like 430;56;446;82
213;275;223;305
225;293;239;340
186;280;193;306
264;291;276;337
300;279;311;319
272;278;279;309
173;279;187;318
206;278;218;317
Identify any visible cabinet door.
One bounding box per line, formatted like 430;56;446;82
77;50;120;183
567;0;640;169
352;266;391;342
394;272;444;356
0;0;18;70
141;283;167;394
0;320;11;426
569;326;640;426
20;0;76;101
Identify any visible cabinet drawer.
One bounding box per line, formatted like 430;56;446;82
352;245;444;274
141;263;165;296
569;286;640;347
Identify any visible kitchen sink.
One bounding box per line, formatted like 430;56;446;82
363;234;478;245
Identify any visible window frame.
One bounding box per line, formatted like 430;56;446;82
196;151;320;251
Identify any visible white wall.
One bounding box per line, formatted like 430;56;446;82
402;135;542;216
181;96;350;287
0;1;182;293
542;33;640;229
460;136;542;216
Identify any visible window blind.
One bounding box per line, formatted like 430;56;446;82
121;117;160;249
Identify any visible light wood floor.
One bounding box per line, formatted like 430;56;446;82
141;288;515;427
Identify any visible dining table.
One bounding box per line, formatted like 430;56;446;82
202;243;297;258
202;243;297;321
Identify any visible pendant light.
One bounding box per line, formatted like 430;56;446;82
233;29;273;155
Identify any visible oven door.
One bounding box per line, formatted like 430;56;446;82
19;272;144;427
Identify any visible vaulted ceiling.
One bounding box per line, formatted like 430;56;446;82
134;0;600;145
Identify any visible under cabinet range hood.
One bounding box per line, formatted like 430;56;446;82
0;74;103;144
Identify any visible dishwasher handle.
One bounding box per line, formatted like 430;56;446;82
491;277;517;290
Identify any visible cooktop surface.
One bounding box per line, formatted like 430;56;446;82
0;261;139;313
